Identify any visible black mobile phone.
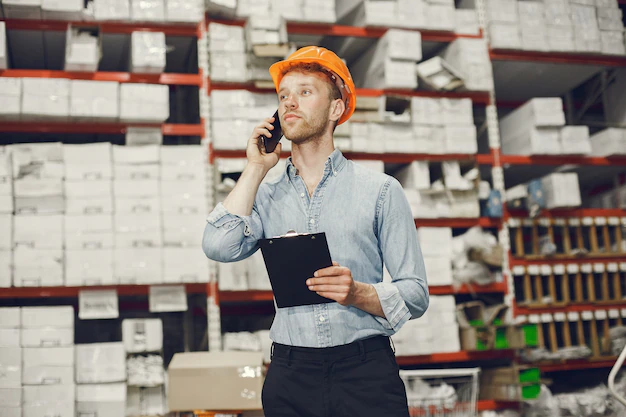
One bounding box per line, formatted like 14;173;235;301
264;110;283;153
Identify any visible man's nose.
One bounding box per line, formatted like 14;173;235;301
283;93;297;108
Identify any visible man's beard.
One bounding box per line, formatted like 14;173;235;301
283;107;330;145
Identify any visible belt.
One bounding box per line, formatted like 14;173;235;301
271;336;393;362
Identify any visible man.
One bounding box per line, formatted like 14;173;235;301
202;46;428;417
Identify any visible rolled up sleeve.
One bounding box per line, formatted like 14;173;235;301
202;202;264;263
376;178;429;328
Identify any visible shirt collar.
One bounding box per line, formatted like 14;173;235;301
285;148;347;180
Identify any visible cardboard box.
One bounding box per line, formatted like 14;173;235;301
131;32;166;73
22;386;75;417
560;126;592;155
42;0;83;21
126;127;163;146
168;351;264;411
161;164;205;182
2;0;42;19
114;214;162;248
395;161;430;190
590;128;626;156
455;9;480;35
113;164;159;180
166;0;203;22
22;347;74;368
122;319;163;353
21;78;70;119
0;407;21;417
65;180;112;199
76;384;126;417
21;307;74;329
0;389;21;408
0;252;10;288
163;248;210;283
0;309;20;328
423;256;453;286
112;144;160;165
75;343;126;384
22;366;74;386
64;215;114;250
66;196;114;215
93;0;130;20
20;329;73;348
0;22;7;70
70;80;118;119
163;215;204;247
209;52;249;83
488;22;522;50
0;78;20;118
115;197;160;214
0;329;20;348
0;348;21;388
0;216;11;250
417;227;452;257
119;84;169;123
63;143;113;177
13;215;63;250
65;250;115;286
113;179;159;198
486;0;518;23
130;0;164;21
127;387;165;417
13;249;64;287
114;248;163;285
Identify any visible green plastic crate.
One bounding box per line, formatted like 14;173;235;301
521;384;541;400
519;368;541;384
522;324;539;347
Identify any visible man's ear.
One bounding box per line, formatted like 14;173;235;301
329;99;345;123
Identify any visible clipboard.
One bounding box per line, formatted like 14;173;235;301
258;231;334;308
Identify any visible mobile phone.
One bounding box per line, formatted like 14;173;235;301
264;110;283;153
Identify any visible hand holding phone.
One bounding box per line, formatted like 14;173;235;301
264;110;283;153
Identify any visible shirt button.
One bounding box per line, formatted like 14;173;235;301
319;316;326;322
309;219;315;225
300;193;305;197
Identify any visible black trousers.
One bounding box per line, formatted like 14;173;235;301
261;336;410;417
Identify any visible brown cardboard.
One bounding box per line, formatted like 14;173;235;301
456;301;484;328
459;327;494;351
479;384;520;401
167;351;264;411
481;365;529;385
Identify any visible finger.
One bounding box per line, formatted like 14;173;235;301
306;276;348;286
260;121;274;131
332;261;340;266
314;266;348;277
315;292;346;302
308;284;348;293
254;128;272;139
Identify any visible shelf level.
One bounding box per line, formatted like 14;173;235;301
511;255;626;266
515;303;626;316
1;18;202;37
0;69;203;86
477;400;521;411
507;208;626;218
211;149;494;165
538;357;617;372
206;18;483;42
208;81;492;105
0;122;204;136
415;217;501;228
490;49;626;67
500;154;626;167
0;284;208;299
396;349;515;366
219;283;507;304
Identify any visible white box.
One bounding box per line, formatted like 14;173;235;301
590;128;626;156
160;164;205;182
13;215;63;250
0;348;21;388
10;142;63;179
113;179;159;198
21;78;70;119
65;164;113;181
455;9;480;35
209;52;249;83
444;126;478;154
114;249;162;284
130;0;165;21
21;307;74;329
208;23;245;53
166;0;203;22
377;29;422;62
119;84;169;123
601;30;626;55
112;145;160;165
440;98;473;126
0;388;21;408
541;173;582;209
126;387;164;417
131;32;166;73
423;256;453;286
75;343;126;383
93;0;130;20
76;384;126;417
163;248;210;283
0;329;19;348
63;142;112;166
113;164;159;180
0;23;7;70
597;7;623;31
499;98;565;135
13;248;64;287
218;261;248;291
2;0;42;20
64;215;114;250
70;81;119;120
65;250;115;287
395;162;430;190
486;0;518;23
22;366;74;386
545;1;572;26
22;385;74;417
42;0;83;21
411;97;442;125
114;214;162;248
0;78;21;118
418;227;452;257
0;309;20;328
0;407;21;417
160;145;205;166
0;216;11;250
126;127;163;146
560;126;592;155
440;38;494;91
488;22;522;50
115;197;160;215
20;329;73;348
163;215;205;247
66;195;114;215
426;4;455;31
548;25;575;52
0;252;10;288
122;319;163;353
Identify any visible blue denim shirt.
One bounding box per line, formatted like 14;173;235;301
203;149;429;348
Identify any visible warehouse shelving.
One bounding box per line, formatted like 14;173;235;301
499;155;626;167
538;357;619;373
476;400;521;411
0;121;204;136
490;49;626;67
0;284;209;298
0;69;203;86
515;303;626;316
507;208;626;218
1;18;203;37
396;349;515;366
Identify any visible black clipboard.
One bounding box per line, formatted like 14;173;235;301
258;232;334;308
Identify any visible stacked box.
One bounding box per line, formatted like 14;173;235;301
500;98;565;155
455;8;480;35
541;173;582;208
2;0;42;19
596;0;623;53
440;39;494;91
42;0;82;20
130;32;166;74
301;0;336;22
518;1;548;51
480;366;541;401
0;22;7;70
70;81;119;120
65;29;100;72
119;84;169;123
166;0;203;22
21;78;70;120
127;386;165;417
76;343;126;384
218;251;271;291
0;309;21;417
76;384;126;417
235;0;270;17
0;150;12;275
130;0;165;21
93;0;130;20
0;78;21;119
418;227;453;285
571;4;602;52
351;29;422;89
270;0;303;20
487;0;522;49
23;385;75;417
209;23;248;83
245;15;288;55
589;128;626;156
392;295;459;355
560;126;592;155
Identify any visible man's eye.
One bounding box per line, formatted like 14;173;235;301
302;90;311;95
279;95;287;100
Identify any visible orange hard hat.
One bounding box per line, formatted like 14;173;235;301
269;46;356;125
